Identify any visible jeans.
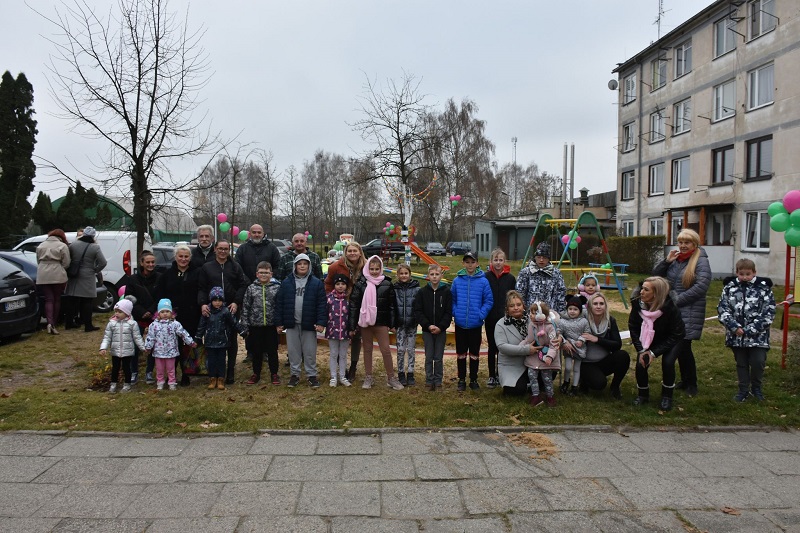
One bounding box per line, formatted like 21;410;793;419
636;343;680;390
206;348;227;378
732;347;767;393
423;331;446;385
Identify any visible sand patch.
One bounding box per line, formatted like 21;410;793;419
505;432;559;461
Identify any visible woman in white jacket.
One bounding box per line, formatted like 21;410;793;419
99;298;146;393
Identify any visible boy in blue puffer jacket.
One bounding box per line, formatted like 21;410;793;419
451;252;493;391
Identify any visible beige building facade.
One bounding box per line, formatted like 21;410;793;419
613;0;798;279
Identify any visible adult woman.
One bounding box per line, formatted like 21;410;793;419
495;290;543;396
35;229;71;335
580;292;631;399
64;226;107;332
652;228;711;397
155;245;201;386
325;241;367;380
126;251;161;384
629;277;686;411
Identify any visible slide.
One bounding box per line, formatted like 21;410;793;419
408;242;449;271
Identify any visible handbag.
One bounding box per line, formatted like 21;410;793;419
66;244;89;279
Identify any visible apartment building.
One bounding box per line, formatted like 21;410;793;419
613;0;798;278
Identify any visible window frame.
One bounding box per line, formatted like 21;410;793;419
749;0;776;40
651;57;667;90
746;135;773;181
623;72;637;105
672;157;690;192
673;98;692;135
713;79;736;122
622;220;635;237
712;145;735;184
708;212;733;245
747;62;774;110
622;122;636;152
649;163;665;196
649;218;665;236
670;216;684;245
650;110;665;143
744;211;770;250
714;16;737;58
621;170;635;200
674;40;692;78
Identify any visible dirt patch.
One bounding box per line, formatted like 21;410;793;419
505;432;559;461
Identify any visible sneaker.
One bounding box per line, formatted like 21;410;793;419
546;396;557;408
156;382;165;390
168;383;177;391
734;391;751;402
145;372;155;384
108;383;118;393
398;372;407;386
659;396;673;411
387;376;404;390
339;375;351;387
130;372;138;385
487;377;498;389
308;376;320;388
362;375;374;389
121;384;131;393
246;374;260;385
329;377;337;387
457;380;466;392
287;375;300;388
271;373;281;385
469;380;480;391
529;394;544;407
751;388;765;401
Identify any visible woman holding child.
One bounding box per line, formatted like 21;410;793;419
495;290;546;396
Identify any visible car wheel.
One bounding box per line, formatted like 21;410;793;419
95;283;116;313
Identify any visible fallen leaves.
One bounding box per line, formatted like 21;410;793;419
721;506;741;516
506;432;559;461
199;420;219;429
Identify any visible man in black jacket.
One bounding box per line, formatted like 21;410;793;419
191;224;216;269
235;224;281;283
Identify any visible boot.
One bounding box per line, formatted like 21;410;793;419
633;387;649;406
569;385;579;397
208;378;216;390
398;372;406;386
659;384;674;411
406;372;415;386
559;380;570;394
217;378;226;390
529;394;544;407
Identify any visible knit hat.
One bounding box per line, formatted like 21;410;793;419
566;295;586;310
332;273;350;286
157;298;173;313
83;226;97;238
534;242;551;257
293;253;311;264
209;286;225;301
114;299;133;316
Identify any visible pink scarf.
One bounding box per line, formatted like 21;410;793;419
358;256;385;328
639;309;663;351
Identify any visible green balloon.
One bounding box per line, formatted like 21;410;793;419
333;242;344;251
219;221;231;232
602;263;612;269
769;213;790;232
789;209;800;226
768;201;788;217
785;226;800;247
239;230;249;241
307;234;312;240
568;240;578;249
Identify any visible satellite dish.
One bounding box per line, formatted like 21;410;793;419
608;79;619;90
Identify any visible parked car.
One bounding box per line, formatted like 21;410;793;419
0;256;40;341
361;239;416;261
425;242;446;256
446;241;472;256
270;239;292;256
151;244;178;273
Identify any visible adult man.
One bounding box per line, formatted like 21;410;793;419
198;240;249;384
191;224;216;269
276;233;323;280
235;224;281;282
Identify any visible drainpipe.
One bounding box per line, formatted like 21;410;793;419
636;62;644;236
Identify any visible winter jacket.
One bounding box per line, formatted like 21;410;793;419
241;278;281;327
413;283;452;332
326;290;350;340
276;248;323;281
524;321;561;370
495;318;530;388
324;257;362;293
486;265;516;325
628;295;685;357
394;279;420;329
235;239;282;282
144;319;195;359
275;273;327;330
100;316;146;358
653;248;712;340
557;315;591;359
64;238;107;299
515;262;567;313
348;275;396;331
451;268;493;329
35;236;70;285
198;259;249;307
190;244;216;269
196;306;246;349
155;262;202;335
584;317;623;363
126;270;161;325
717;275;776;349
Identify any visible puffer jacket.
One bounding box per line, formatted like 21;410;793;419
451;268;493;329
196;306;246;349
653;248;711;340
274;273;327;330
414;283;452;332
628;295;685;357
241;278;281;327
100;316;146;357
326;290;349;340
717;276;776;348
144;319;195;359
524;320;561;370
515;262;567;313
394;279;420;329
348;275;396;330
486;265;516;324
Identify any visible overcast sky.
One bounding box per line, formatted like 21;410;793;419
1;0;708;205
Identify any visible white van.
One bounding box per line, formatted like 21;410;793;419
14;231;152;312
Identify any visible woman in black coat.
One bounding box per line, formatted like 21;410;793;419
580;292;630;399
629;276;686;411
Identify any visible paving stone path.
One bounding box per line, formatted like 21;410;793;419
0;427;798;532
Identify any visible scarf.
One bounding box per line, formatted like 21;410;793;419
358;258;385;328
529;262;554;276
676;250;693;262
504;312;528;338
638;308;663;351
588;315;609;337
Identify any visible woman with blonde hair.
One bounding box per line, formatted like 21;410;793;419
629;276;685;410
579;292;631;399
653;228;711;397
325;241;367;380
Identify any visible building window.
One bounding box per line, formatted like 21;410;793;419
745;211;770;250
749;0;776;39
649;163;665;195
708;212;732;245
670;216;684;245
650;111;665;143
651;58;667;90
622;122;636;152
714;16;737;57
672;157;690;192
675;40;692;78
621;171;635;200
649;218;665;236
623;73;636;104
746;135;773;180
622;220;635;237
748;63;774;109
713;80;736;121
712;145;735;184
673;98;691;135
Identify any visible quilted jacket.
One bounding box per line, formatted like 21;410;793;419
144;319;195;358
241;278;281;327
717;276;776;348
348;275;396;331
275;273;327;330
515;262;567;313
652;248;712;340
451;268;493;329
196;306;246;349
393;279;420;329
326;290;350;340
100;316;146;358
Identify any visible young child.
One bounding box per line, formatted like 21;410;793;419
558;295;591;396
523;301;560;407
99;298;146;393
196;287;247;390
577;273;600;302
326;273;351;387
394;264;420;386
275;254;327;388
413;264;452;391
348;255;403;390
144;299;197;391
515;242;567;315
451;251;493;391
241;262;281;385
717;258;776;402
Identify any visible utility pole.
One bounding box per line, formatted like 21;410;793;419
511;137;517;214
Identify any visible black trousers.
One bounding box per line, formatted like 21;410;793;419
249;326;279;378
580;350;631;391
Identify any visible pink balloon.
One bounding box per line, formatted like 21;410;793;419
386;222;391;227
783;190;800;213
304;230;309;235
118;285;126;297
216;213;227;223
575;236;582;243
232;226;240;236
449;195;455;201
455;195;462;201
561;235;570;244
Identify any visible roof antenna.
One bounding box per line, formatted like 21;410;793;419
654;0;666;39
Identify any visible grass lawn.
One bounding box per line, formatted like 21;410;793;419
1;255;798;434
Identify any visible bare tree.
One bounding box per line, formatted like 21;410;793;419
281;165;301;235
40;0;217;253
